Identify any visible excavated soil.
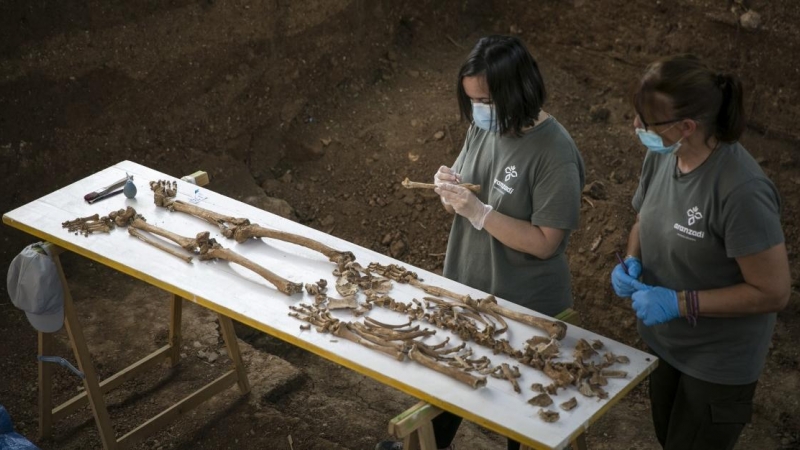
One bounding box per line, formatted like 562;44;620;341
1;1;798;449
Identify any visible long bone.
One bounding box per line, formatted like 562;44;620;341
408;344;487;389
401;177;481;193
195;233;303;296
150;180;356;266
130;218;199;252
231;224;355;266
128;227;193;263
129;218;301;295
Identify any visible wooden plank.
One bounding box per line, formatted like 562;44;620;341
169;294;182;367
217;314;250;394
55;253;118;449
417;421;437;450
52;345;172;422
389;401;443;438
116;370;238;448
38;331;54;439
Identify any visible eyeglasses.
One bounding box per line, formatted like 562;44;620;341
637;114;681;132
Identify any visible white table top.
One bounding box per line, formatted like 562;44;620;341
3;161;657;450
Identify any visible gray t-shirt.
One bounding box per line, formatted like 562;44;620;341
632;141;784;385
444;117;585;317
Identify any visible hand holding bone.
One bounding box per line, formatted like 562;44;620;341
434;165;461;186
434;165;461;206
435;183;493;230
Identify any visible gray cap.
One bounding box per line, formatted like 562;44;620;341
7;243;65;333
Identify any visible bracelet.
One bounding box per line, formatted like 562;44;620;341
677;290;688;317
684;290;699;327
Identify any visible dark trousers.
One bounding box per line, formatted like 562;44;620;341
432;412;520;449
649;355;757;450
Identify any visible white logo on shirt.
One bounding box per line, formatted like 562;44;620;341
673;206;705;240
493;165;517;195
687;206;703;226
504;165;518;182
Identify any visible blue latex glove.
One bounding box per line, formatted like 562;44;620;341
631;286;681;326
611;257;645;297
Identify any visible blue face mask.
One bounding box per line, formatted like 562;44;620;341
636;128;682;154
472;103;498;132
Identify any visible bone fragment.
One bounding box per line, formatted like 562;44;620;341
196;234;303;296
544;362;575;387
500;363;522;393
530;383;544;393
559;397;578;411
401;177;481;193
327;296;358;310
538;409;560;423
128;227;193;263
528;393;553;407
600;370;628;378
408;345;487;389
335;277;359;297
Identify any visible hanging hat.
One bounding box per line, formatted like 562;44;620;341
7;243;65;333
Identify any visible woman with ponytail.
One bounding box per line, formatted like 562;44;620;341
611;55;790;449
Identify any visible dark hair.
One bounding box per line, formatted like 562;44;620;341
633;54;745;143
457;35;547;136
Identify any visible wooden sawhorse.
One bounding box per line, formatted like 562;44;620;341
37;243;251;449
387;309;588;450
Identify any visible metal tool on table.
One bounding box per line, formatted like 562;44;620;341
84;176;128;203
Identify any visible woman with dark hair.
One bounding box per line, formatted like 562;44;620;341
611;55;790;450
377;35;585;450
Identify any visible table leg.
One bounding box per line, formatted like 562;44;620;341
54;254;118;450
217;314;250;394
38;331;53;439
169;294;182;367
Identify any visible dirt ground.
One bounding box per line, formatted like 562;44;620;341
1;1;799;449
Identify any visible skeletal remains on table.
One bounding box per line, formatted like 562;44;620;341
63;180;633;421
62;214;114;236
366;262;565;340
63;207;303;295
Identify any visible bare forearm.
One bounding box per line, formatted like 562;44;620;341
697;283;789;317
626;218;641;258
482;211;562;259
698;244;790;317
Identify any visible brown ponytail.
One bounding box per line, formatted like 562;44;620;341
715;73;746;142
634;55;747;143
